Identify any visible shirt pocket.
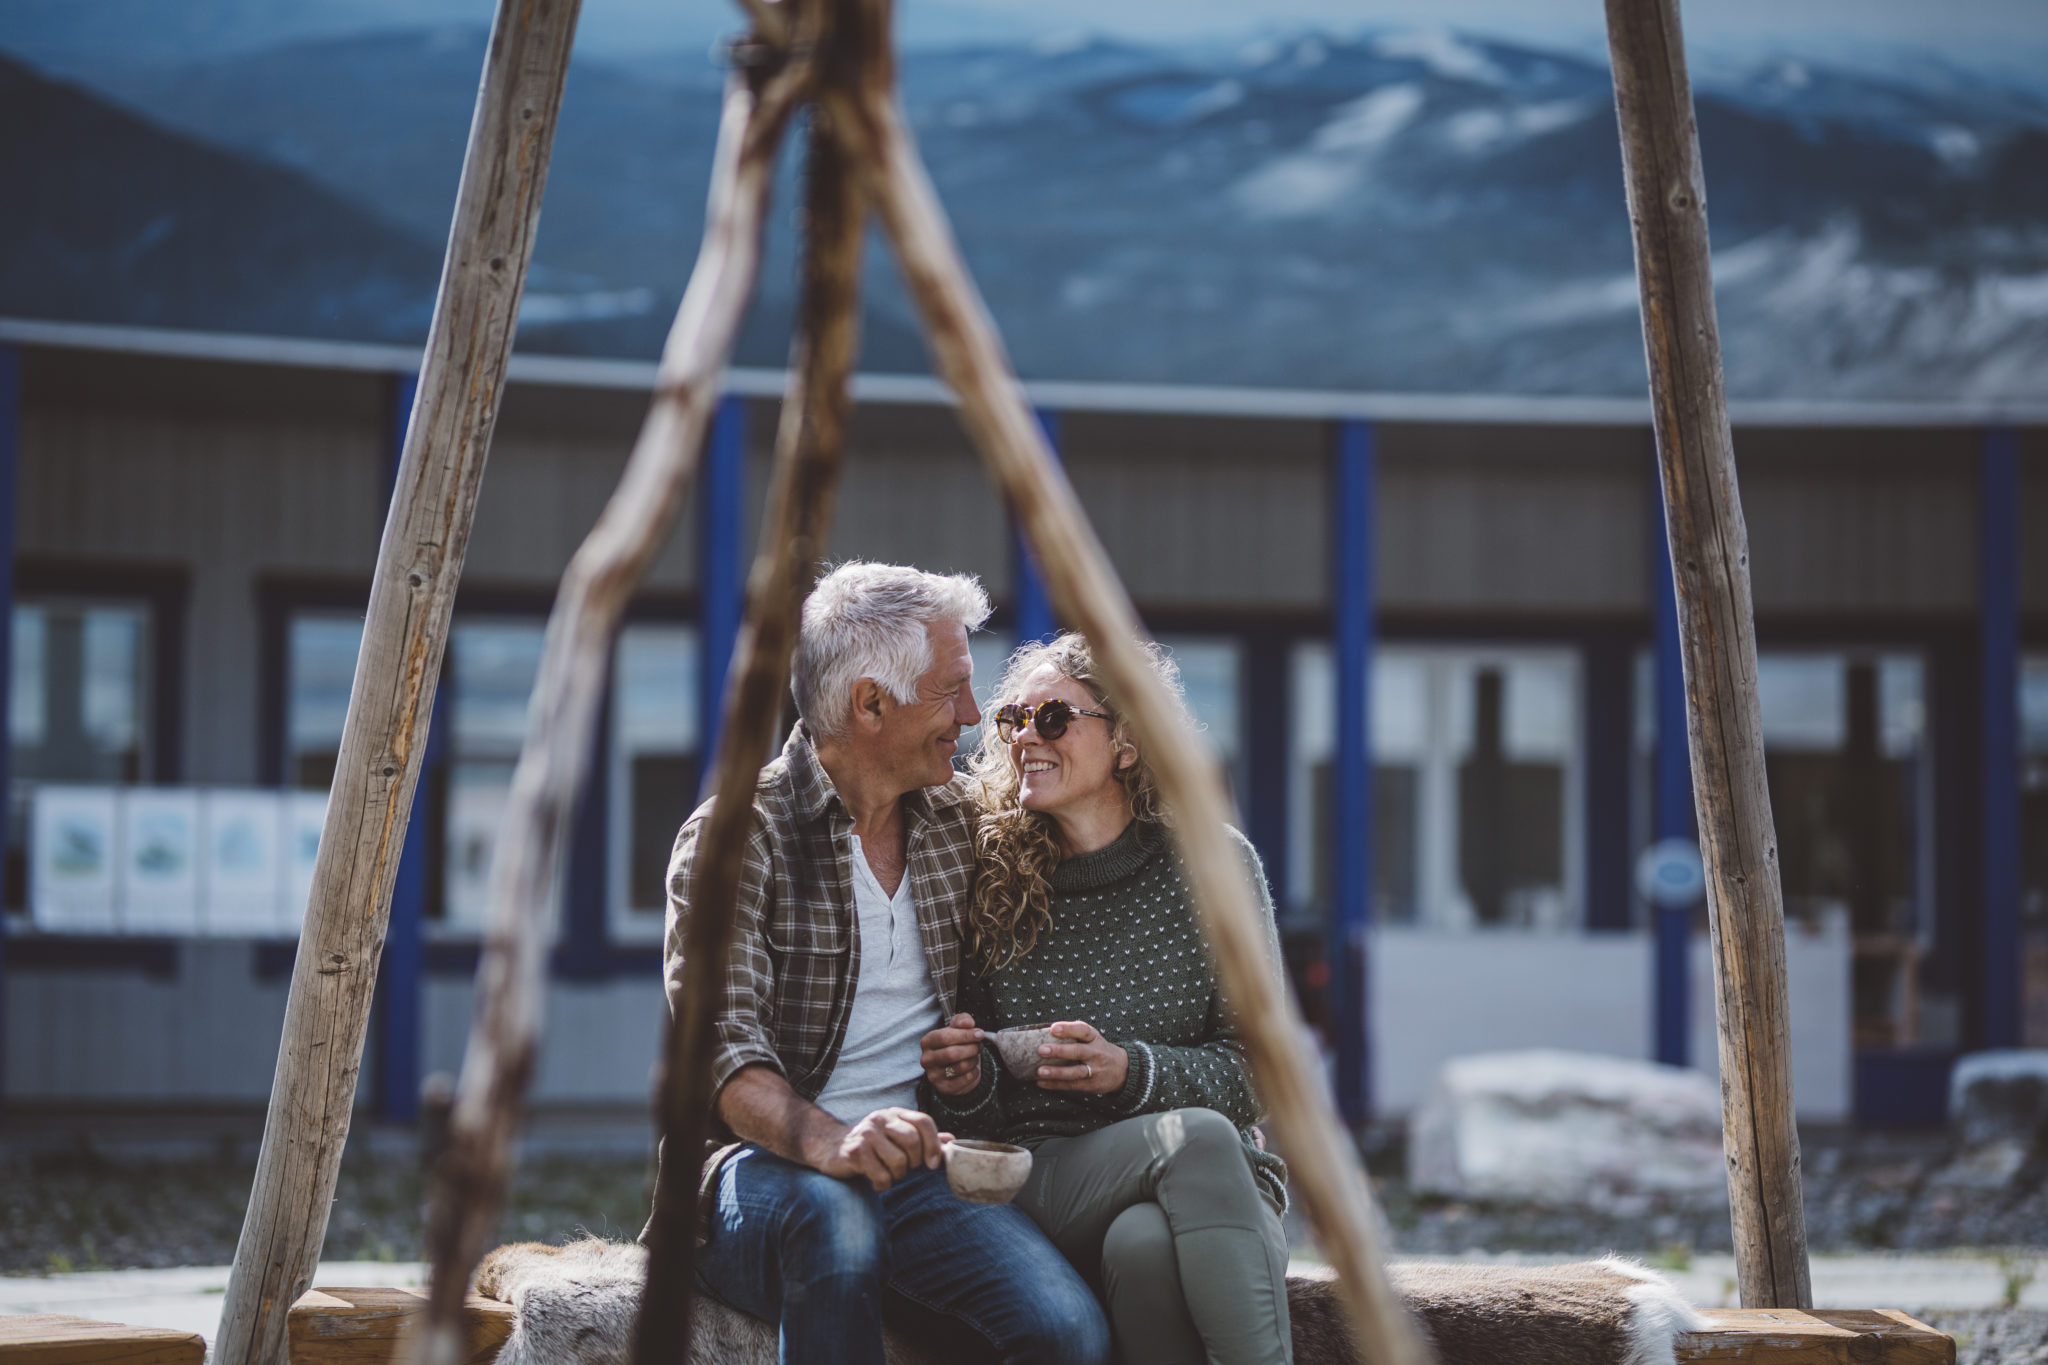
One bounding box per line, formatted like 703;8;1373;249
764;911;850;961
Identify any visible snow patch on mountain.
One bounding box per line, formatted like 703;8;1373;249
1374;29;1509;86
1441;99;1592;155
1231;83;1426;218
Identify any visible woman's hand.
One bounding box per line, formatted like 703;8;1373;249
920;1013;985;1096
1034;1020;1128;1094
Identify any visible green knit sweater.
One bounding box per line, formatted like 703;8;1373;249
926;818;1289;1212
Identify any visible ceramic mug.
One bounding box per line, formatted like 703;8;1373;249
942;1138;1033;1204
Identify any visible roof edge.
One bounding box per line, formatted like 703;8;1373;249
4;316;2044;429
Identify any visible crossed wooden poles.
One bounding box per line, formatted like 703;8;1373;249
216;0;1811;1363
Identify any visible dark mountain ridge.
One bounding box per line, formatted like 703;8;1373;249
8;26;2048;397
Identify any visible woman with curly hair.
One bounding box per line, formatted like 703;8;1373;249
917;632;1293;1365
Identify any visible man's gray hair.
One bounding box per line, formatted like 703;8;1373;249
792;562;992;739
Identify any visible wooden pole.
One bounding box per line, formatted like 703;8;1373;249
633;18;868;1363
397;40;812;1365
820;16;1433;1365
1602;0;1812;1310
214;3;582;1360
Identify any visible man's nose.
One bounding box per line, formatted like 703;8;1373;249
958;690;982;728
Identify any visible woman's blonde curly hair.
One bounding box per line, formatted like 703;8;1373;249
964;632;1194;972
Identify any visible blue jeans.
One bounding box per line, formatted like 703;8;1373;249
698;1144;1111;1365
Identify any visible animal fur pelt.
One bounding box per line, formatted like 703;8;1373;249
475;1239;1703;1365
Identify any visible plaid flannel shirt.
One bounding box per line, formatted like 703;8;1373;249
656;725;977;1227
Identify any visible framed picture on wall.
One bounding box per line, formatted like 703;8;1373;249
204;790;284;936
283;790;328;937
120;789;202;933
32;786;120;933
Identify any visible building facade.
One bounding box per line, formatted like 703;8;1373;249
2;318;2043;1129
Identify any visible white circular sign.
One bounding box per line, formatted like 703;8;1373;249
1635;838;1705;910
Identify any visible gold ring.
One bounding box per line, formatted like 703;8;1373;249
944;1065;957;1079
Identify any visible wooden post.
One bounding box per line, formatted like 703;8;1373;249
822;14;1433;1364
214;3;583;1361
397;42;812;1365
633;20;867;1361
1603;0;1812;1309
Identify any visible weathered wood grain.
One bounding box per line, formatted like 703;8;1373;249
1602;0;1812;1310
0;1316;204;1365
397;39;812;1365
214;3;584;1362
1677;1309;1953;1365
633;6;868;1359
289;1289;513;1365
818;10;1432;1364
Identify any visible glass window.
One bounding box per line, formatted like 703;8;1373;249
2022;654;2048;1046
8;599;156;911
11;601;152;784
1291;643;1581;931
1641;647;1936;1046
609;624;700;934
286;615;364;790
1764;652;1929;1047
444;620;546;931
1157;635;1244;806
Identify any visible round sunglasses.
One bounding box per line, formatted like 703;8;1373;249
992;698;1112;744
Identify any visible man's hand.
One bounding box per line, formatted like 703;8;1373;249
805;1107;950;1191
1033;1020;1129;1094
920;1013;985;1096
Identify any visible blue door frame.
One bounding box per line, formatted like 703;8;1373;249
701;395;748;772
1331;419;1374;1124
377;372;430;1120
0;345;18;1122
1981;427;2022;1050
1649;453;1695;1069
1012;409;1060;647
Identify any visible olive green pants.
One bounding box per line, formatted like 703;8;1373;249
1014;1108;1292;1365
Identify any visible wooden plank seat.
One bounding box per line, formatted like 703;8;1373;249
288;1282;1953;1365
0;1315;206;1364
289;1288;514;1365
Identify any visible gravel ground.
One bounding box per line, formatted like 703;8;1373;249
6;1124;2045;1272
0;1141;653;1274
6;1124;2047;1357
1312;1124;2048;1257
1921;1311;2048;1365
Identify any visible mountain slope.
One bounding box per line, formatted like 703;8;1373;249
0;51;440;341
12;28;2048;398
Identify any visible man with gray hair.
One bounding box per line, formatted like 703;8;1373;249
662;562;1110;1365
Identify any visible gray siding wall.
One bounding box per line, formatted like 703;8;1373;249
20;404;384;785
1064;413;1328;610
4;944;291;1101
1380;424;1646;612
3;946;664;1105
1738;427;1980;614
823;404;1011;592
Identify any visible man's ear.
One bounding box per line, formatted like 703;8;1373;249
850;678;888;730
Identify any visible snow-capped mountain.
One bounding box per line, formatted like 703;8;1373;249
9;26;2048;398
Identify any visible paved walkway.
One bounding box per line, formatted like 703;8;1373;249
3;1252;2044;1349
0;1260;424;1346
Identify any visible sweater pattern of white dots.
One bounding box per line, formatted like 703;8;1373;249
927;818;1288;1211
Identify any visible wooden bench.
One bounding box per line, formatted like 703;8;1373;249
289;1288;514;1365
287;1287;1953;1365
0;1315;206;1364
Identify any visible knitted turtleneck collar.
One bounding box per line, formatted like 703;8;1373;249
1048;815;1165;894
